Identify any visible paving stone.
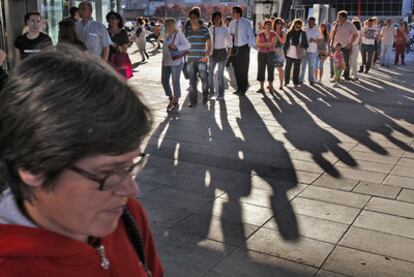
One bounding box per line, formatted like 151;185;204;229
172;214;259;246
316;270;347;277
246;228;335;268
365;197;414;219
196;197;274;227
340;226;414;263
299;186;370;208
391;165;414;178
155;230;236;277
353;181;401;199
206;249;317;277
353;210;414;239
291;197;360;224
139;199;192;229
335;159;395;174
334;167;387;183
220;184;308;209
352;144;405;157
397;189;414;203
263;214;348;244
323;246;414;277
396;158;414;168
140;185;217;211
349;150;401;164
383;175;414;190
312;175;359;191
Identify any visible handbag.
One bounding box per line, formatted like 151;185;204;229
170;32;187;60
272;47;285;67
111;52;133;79
212;27;227;62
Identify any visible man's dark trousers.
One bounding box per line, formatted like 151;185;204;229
232;44;250;94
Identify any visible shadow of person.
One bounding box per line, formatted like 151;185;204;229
290;84;395;156
262;90;357;178
314;83;412;153
236;97;299;241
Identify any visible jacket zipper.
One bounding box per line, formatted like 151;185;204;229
96;244;110;270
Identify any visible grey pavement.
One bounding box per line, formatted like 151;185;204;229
130;44;414;276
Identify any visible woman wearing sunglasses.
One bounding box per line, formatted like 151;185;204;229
0;48;163;276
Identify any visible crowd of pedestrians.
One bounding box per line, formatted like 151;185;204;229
1;1;414;276
8;3;413;114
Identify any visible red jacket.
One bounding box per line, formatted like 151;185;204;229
0;199;163;276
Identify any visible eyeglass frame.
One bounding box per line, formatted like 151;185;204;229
68;153;149;191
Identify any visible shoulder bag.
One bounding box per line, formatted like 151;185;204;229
295;32;306;60
170;32;187;60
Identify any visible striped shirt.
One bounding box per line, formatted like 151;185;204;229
75;19;112;57
185;25;210;62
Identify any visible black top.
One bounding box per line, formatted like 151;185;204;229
14;32;53;60
284;30;308;54
108;29;129;57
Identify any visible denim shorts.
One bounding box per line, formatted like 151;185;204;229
316;55;326;70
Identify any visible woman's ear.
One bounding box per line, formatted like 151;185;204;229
18;169;44;188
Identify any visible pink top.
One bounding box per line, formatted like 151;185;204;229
332;51;345;69
258;31;276;53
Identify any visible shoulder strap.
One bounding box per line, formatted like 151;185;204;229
122;208;152;276
172;31;178;44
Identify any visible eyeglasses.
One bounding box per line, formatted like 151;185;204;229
68;153;149;191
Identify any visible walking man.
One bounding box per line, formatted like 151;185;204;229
75;1;112;61
185;7;211;107
229;6;255;96
330;10;358;81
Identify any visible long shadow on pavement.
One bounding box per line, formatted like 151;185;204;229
138;93;301;276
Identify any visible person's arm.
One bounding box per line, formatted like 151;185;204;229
201;38;211;62
14;48;21;64
301;32;309;49
348;25;358;48
247;20;256;47
102;47;110;62
225;27;233;49
0;49;7;65
255;33;264;48
119;30;129;53
101;26;113;61
177;32;191;51
276;31;286;44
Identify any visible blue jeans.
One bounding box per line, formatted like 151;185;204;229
381;44;392;66
187;61;208;104
299;52;317;83
208;57;226;97
161;64;182;98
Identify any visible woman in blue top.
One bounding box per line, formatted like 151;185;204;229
161;18;191;113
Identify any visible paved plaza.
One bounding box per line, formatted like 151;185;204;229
130;45;414;276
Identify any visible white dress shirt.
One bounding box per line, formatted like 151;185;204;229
209;26;233;50
228;18;255;47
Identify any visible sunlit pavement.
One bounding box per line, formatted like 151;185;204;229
130;43;414;276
